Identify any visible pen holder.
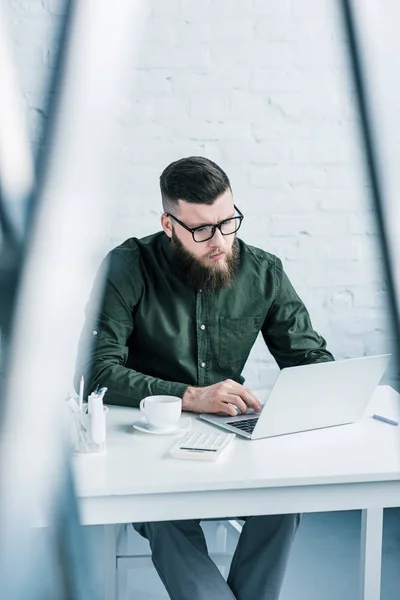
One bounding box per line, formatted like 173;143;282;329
68;402;108;454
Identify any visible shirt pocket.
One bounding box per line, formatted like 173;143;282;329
218;316;263;369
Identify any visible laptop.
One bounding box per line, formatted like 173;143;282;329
199;354;391;440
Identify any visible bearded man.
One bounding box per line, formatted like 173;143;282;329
75;156;333;600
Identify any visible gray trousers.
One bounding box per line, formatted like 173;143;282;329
133;513;300;600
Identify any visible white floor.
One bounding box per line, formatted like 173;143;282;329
87;509;400;599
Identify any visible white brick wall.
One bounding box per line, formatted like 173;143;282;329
4;0;396;389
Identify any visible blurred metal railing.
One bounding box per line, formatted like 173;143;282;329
339;0;400;369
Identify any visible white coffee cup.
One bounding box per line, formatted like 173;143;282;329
139;395;182;430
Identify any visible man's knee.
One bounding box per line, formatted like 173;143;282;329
132;520;169;541
132;519;200;542
246;513;300;537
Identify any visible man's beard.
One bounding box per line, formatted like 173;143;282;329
171;230;240;293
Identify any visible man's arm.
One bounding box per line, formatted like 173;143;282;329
182;380;261;415
262;258;334;368
74;250;189;407
75;248;261;415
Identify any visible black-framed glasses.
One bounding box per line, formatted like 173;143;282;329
166;205;244;243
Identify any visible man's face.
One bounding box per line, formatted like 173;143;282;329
168;189;236;264
162;189;240;292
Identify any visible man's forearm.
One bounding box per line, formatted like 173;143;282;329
80;361;190;408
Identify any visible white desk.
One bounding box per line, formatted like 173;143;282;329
74;385;400;600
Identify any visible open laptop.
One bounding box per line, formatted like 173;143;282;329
199;354;391;440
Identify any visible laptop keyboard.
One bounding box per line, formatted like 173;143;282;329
228;417;259;434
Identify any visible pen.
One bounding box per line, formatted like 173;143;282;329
79;375;84;411
372;414;399;426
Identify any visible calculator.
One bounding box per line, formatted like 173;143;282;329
169;430;236;461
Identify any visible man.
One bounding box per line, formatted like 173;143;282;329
76;156;334;600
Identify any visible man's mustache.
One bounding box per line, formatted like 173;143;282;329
206;249;227;259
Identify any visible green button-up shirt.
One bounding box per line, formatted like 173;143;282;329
75;232;334;407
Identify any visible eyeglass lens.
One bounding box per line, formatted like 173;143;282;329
193;217;242;242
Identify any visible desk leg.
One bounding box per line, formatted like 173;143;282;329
104;524;117;600
116;524;129;600
359;508;383;600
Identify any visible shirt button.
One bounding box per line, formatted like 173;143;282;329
201;362;206;368
200;324;206;330
92;330;98;336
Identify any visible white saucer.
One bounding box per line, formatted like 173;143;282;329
133;416;191;435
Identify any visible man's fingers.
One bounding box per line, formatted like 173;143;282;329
223;396;247;415
224;381;261;411
240;389;261;411
219;402;238;417
222;402;240;417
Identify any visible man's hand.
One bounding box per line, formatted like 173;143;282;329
182;379;261;416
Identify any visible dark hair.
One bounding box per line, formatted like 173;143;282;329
160;156;231;213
